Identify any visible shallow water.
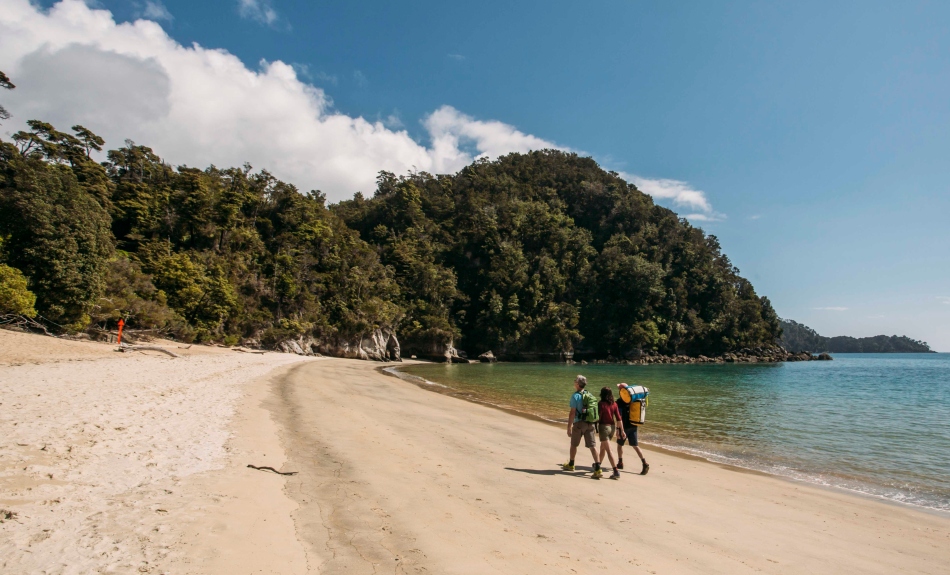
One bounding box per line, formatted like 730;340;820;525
400;354;950;512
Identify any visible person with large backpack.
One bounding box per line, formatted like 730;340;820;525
616;382;650;475
562;375;604;478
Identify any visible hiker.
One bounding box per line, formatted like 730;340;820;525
616;383;650;475
562;375;603;478
597;387;622;479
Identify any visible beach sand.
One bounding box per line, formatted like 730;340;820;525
2;330;948;574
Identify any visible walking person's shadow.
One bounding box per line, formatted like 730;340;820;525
504;466;592;477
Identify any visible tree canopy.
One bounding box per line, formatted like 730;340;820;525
1;118;785;357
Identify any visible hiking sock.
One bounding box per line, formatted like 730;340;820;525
568;460;574;466
594;462;601;471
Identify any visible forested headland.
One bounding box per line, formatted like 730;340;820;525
1;75;785;360
779;320;933;353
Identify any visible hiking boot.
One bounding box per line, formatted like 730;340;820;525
640;462;650;475
592;468;603;479
561;462;575;471
617;460;624;470
610;470;620;480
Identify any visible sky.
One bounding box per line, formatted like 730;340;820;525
1;0;948;350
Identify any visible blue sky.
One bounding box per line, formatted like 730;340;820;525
6;0;950;349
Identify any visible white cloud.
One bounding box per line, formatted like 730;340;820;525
141;1;173;22
238;0;278;26
0;0;559;200
617;172;723;221
937;297;950;305
813;307;849;311
0;0;723;214
353;69;368;87
447;53;465;61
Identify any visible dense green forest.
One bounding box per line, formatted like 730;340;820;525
333;155;781;359
1;77;782;359
779;320;933;353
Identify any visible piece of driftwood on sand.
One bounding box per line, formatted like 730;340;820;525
117;343;180;358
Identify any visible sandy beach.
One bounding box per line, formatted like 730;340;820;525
2;330;949;574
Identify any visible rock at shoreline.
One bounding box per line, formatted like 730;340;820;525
275;328;401;362
478;350;497;363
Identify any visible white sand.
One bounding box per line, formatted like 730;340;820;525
0;331;309;574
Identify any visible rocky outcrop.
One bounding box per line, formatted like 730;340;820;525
274;328;401;361
478;350;496;363
444;343;471;363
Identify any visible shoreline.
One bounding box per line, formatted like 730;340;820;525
4;332;948;573
383;362;950;517
273;358;950;574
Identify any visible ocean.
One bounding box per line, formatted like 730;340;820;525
398;353;950;512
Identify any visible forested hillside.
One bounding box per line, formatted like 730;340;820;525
334;154;781;359
779;320;933;353
0;116;781;359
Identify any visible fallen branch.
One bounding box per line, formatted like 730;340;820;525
233;347;265;355
247;464;297;476
117;343;180;358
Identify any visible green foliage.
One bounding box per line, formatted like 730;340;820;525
0;140;114;327
0;263;37;317
1;119;780;355
90;254;185;336
779;319;932;353
0;69;13;122
337;150;783;357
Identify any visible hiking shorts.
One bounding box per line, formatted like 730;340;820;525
571;421;596;449
617;425;639;447
598;423;616;442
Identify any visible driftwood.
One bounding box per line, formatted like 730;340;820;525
117;343;180;358
247;464;297;476
233;347;265;355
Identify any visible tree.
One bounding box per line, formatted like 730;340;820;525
0;70;13;122
0;263;37;317
0;138;114;329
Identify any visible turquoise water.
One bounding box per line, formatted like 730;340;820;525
400;354;950;512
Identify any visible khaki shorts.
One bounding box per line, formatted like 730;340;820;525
598;423;616;442
570;421;596;449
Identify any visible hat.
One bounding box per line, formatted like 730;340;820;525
617;382;629;388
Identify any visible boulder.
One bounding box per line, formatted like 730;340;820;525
478;350;497;363
817;352;833;361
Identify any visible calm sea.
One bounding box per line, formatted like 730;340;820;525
398;354;950;512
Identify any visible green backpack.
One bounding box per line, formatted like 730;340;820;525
578;390;600;423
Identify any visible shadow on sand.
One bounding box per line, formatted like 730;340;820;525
504;466;594;477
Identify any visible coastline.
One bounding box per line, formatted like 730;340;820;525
3;332;949;573
384;362;950;517
272;358;950;574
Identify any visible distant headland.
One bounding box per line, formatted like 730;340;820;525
779;320;934;353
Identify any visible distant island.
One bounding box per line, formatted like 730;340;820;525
779;320;934;353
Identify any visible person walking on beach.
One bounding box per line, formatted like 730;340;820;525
616;383;650;475
562;375;603;478
597;387;623;479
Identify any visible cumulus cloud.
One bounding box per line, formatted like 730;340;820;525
141;1;173;22
813;307;849;311
0;0;722;214
621;174;710;212
238;0;278;26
